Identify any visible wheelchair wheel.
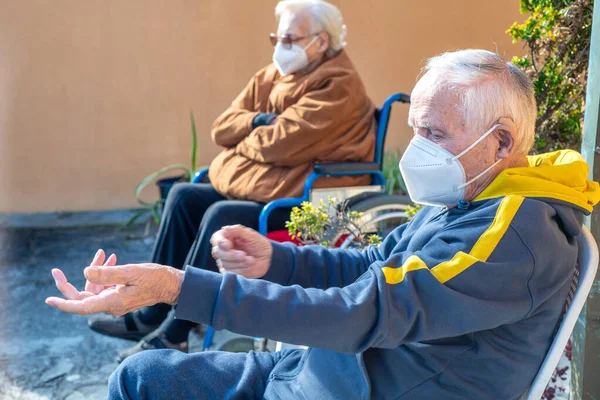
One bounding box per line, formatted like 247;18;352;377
335;194;413;249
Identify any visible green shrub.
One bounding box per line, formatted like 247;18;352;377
507;0;593;153
383;149;408;195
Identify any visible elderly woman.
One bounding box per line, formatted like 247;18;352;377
87;0;376;360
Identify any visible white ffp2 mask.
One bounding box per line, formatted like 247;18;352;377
399;124;502;207
272;35;319;76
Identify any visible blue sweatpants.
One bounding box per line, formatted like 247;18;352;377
108;349;303;399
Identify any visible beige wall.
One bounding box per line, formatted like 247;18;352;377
0;0;524;213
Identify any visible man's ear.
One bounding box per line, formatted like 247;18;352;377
495;117;517;160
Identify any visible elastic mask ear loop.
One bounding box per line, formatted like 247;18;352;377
457;159;502;190
453;124;501;160
454;124;502;190
302;34;320;51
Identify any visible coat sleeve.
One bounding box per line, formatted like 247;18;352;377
211;69;271;148
175;220;537;354
234;78;357;167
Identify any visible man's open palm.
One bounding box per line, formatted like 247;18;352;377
46;250;183;316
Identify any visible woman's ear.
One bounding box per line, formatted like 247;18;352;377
496;117;517;160
316;32;329;53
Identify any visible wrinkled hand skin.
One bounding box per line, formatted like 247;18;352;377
210;225;273;279
45;249;184;316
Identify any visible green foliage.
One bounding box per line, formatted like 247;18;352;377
507;0;593;153
383;149;408;195
127;111;201;225
406;203;423;220
285;197;382;248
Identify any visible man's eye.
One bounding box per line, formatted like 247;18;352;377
428;130;443;140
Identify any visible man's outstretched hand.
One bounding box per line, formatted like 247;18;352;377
45;249;184;316
211;225;273;279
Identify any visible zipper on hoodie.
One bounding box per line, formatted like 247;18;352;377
425;207;450;225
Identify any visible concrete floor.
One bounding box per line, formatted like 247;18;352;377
0;225;157;400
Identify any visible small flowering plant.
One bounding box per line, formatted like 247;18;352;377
285;197;382;248
406;203;423;219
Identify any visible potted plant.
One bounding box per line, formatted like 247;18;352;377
128;111;202;225
285;197;383;248
285;195;423;250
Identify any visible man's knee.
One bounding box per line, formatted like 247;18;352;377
108;350;171;400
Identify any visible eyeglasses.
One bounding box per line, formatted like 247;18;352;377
269;32;320;49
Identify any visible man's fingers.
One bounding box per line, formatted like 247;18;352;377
91;249;105;267
212;246;247;262
45;296;109;316
217;256;256;273
211;248;249;271
51;269;96;300
86;253;118;294
104;253;117;266
210;231;223;246
211;231;233;251
86;250;105;292
218;257;258;277
84;265;136;286
51;269;87;300
212;225;259;251
89;250;115;267
85;280;99;294
223;256;256;270
222;224;255;239
221;225;255;245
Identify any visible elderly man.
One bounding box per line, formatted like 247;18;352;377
47;49;600;399
86;0;375;360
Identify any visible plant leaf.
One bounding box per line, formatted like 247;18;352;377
134;164;192;206
190;111;198;174
125;209;150;226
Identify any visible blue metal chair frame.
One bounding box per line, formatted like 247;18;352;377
192;92;410;351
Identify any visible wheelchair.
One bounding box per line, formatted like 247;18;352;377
191;92;412;352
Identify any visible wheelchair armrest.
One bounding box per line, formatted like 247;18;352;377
192;168;210;184
313;162;382;175
259;197;305;236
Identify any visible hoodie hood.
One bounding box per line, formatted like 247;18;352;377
475;150;600;214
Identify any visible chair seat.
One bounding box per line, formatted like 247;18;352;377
266;230;301;245
266;229;348;247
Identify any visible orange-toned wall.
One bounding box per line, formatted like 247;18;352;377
0;0;524;212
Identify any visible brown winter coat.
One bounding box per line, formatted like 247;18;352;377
208;50;376;203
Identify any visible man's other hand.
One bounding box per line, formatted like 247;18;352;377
210;225;272;278
46;254;184;316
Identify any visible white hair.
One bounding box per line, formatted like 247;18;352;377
275;0;347;57
424;49;537;156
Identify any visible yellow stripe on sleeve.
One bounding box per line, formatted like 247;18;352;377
380;255;429;285
382;195;525;285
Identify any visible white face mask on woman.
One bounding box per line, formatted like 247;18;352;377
272;35;319;76
399;124;502;207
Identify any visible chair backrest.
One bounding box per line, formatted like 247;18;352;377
525;225;599;400
373;93;410;165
